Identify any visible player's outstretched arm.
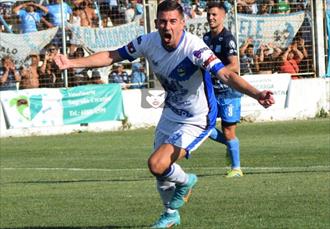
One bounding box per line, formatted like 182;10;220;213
216;67;275;108
54;50;123;70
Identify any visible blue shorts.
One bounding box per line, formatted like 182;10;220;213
216;94;241;124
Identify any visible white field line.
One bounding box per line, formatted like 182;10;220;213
1;165;330;172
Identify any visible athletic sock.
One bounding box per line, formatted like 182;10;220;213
157;179;175;209
209;127;227;145
156;163;188;210
227;138;240;169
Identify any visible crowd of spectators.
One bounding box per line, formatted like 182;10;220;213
0;0;314;91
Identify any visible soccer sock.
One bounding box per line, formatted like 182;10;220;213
227;138;240;169
209;127;227;145
162;163;188;185
157;163;188;211
157;179;175;210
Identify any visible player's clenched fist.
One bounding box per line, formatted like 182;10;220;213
54;54;72;70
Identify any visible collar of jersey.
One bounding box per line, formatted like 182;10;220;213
162;30;186;52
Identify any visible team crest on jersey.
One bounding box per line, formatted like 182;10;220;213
229;40;236;49
177;66;186;77
127;42;136;54
193;47;209;58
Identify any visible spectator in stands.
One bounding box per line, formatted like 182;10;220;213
19;54;40;89
130;62;146;89
109;63;129;89
46;0;73;47
178;0;196;19
237;0;258;14
72;0;98;27
274;0;290;14
258;42;282;74
279;42;305;79
239;37;259;74
39;44;62;87
0;55;21;91
236;1;251;14
88;69;105;84
125;0;143;24
258;0;274;15
295;36;309;73
68;47;89;86
13;1;49;33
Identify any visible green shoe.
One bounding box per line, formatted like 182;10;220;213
169;174;198;209
151;211;180;228
226;169;243;178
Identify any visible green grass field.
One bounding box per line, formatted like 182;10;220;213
1;118;330;229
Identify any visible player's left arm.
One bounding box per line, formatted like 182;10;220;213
216;67;274;108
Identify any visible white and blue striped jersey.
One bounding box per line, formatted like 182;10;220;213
118;31;224;128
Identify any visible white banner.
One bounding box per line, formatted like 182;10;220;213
186;12;305;49
67;22;145;52
0;88;63;128
241;74;291;115
0;27;58;66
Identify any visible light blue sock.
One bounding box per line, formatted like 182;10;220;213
227;138;240;169
209;128;226;145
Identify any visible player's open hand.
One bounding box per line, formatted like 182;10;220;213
257;90;275;108
54;54;72;70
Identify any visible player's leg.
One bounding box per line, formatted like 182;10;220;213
219;97;243;177
150;122;211;227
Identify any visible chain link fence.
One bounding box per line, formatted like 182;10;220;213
0;0;320;91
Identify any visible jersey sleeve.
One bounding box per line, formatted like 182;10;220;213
224;34;238;57
190;37;224;76
117;35;145;62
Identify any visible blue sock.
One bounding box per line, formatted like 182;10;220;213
227;138;240;169
209;128;226;145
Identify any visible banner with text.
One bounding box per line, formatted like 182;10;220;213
0;84;125;129
67;21;145;52
0;28;58;66
241;74;291;115
186;12;305;49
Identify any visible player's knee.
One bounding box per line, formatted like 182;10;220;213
148;157;166;176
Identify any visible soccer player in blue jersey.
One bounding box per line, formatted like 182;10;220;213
54;1;274;227
203;2;243;178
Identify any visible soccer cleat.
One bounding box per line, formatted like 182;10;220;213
169;174;198;209
226;169;243;178
151;211;181;228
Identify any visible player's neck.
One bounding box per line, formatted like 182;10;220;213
211;25;224;38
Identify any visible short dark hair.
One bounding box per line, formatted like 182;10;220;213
156;0;184;18
207;2;227;13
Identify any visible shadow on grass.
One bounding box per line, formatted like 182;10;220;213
3;169;329;185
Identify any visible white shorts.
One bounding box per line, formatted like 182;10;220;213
154;118;212;158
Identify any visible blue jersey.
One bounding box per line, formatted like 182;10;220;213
17;10;43;33
203;28;241;97
47;3;72;27
118;31;224;128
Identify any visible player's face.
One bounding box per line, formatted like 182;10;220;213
207;7;226;30
156;10;185;49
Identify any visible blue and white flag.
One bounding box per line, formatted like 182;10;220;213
67;21;145;52
0;27;58;66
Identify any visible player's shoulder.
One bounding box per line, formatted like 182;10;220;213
221;28;235;39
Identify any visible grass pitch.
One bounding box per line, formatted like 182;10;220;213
1;118;330;228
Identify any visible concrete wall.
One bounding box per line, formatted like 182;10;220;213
0;78;329;138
